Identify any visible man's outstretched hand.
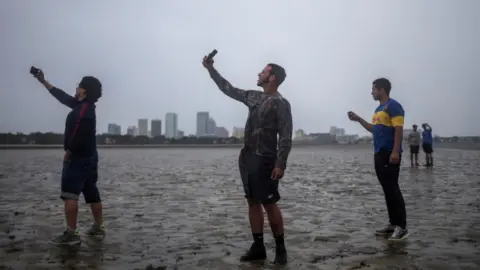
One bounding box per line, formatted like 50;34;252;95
33;68;46;83
271;167;284;180
347;111;360;122
202;56;214;69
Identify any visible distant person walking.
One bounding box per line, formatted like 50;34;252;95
202;57;292;265
347;78;408;241
408;124;421;167
31;68;105;244
422;123;434;167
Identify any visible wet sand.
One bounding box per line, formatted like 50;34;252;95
0;148;479;270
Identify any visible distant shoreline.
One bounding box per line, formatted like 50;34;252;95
1;143;479;151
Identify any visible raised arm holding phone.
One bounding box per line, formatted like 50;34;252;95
422;123;434;166
202;52;292;265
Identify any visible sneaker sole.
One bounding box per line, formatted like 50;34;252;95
375;231;394;236
87;232;106;236
87;234;106;240
388;232;409;241
51;240;81;245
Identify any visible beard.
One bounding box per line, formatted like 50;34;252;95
257;77;268;87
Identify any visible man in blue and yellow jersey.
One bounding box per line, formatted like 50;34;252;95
348;78;408;241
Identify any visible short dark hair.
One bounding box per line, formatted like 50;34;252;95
268;63;286;87
79;76;102;103
372;78;391;95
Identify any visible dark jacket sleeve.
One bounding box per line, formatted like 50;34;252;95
207;67;259;107
275;98;293;170
48;87;77;109
67;104;94;153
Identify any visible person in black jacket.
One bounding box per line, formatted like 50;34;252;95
32;69;105;245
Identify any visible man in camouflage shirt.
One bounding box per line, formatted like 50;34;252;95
203;56;293;265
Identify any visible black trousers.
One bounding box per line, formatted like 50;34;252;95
374;149;407;229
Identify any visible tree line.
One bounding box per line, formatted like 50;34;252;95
0;132;243;145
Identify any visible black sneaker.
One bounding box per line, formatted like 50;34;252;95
375;224;395;235
388;226;409;241
274;244;287;265
240;242;266;262
51;230;81;245
86;223;106;237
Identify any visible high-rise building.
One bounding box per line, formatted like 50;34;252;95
151;119;162;137
107;123;121;135
165;113;178;139
138;119;148;136
294;129;306;140
196;111;209;137
126;126;137;136
207;117;216;136
232;127;245;139
215;126;229;138
329;126;345;136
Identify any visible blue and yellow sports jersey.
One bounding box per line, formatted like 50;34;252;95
371;98;404;153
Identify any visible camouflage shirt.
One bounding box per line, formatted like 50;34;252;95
208;67;293;170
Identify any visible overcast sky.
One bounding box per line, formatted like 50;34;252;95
1;0;478;136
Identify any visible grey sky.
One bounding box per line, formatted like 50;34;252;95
1;0;478;136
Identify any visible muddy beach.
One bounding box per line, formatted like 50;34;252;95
1;147;479;270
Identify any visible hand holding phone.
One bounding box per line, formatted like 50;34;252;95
30;66;45;82
347;111;360;121
202;49;218;68
206;49;217;61
30;66;40;76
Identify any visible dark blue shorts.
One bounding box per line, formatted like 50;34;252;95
239;150;280;205
61;157;101;203
422;143;433;154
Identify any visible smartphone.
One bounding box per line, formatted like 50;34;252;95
206;49;218;61
30;66;40;76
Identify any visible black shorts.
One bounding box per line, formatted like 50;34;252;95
239;150;280;205
422;143;433;154
61;157;101;203
409;145;420;154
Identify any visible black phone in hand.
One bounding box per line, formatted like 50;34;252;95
206;49;217;61
30;66;40;76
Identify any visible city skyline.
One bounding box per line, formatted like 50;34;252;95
1;1;479;137
108;111;233;138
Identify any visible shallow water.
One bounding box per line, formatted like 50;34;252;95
0;147;479;270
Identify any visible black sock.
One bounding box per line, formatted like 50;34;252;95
274;233;285;246
253;233;264;245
